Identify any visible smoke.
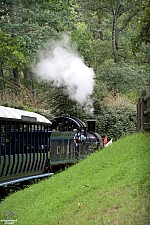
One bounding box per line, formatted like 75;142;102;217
32;35;95;115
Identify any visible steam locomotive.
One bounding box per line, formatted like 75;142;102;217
0;106;103;187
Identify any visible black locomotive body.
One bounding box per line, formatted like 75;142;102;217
0;106;103;187
50;116;103;169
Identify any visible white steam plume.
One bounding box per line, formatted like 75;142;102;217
32;35;95;115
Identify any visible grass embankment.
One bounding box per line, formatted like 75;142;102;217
0;132;150;225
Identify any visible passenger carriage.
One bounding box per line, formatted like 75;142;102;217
0;106;53;186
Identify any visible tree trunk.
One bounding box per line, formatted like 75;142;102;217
13;68;20;83
0;67;5;101
112;12;120;99
0;67;4;78
98;21;103;40
23;67;29;79
112;15;119;64
23;68;33;91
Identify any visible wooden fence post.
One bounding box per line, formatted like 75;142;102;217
137;98;141;131
137;90;150;132
140;96;147;131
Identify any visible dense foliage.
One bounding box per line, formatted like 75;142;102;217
0;0;150;139
95;98;137;140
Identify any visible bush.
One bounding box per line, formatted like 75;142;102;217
95;97;137;140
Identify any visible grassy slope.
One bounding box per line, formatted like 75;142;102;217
0;132;150;225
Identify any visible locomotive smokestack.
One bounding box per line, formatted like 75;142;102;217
87;119;96;132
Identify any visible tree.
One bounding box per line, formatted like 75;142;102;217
77;0;149;98
136;0;150;44
0;0;77;101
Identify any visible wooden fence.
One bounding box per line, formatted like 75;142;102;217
137;91;150;131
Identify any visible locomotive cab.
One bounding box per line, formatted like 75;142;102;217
50;116;87;167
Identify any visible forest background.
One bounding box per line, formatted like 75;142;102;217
0;0;150;140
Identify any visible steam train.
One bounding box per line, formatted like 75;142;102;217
0;106;103;187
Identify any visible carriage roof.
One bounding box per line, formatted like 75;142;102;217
0;106;52;125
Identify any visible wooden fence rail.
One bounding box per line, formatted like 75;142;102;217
137;91;150;131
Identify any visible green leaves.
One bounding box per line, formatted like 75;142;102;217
0;0;77;70
95;98;137;140
137;0;150;44
0;30;29;69
96;61;148;94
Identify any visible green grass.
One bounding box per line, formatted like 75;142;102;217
0;132;150;225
